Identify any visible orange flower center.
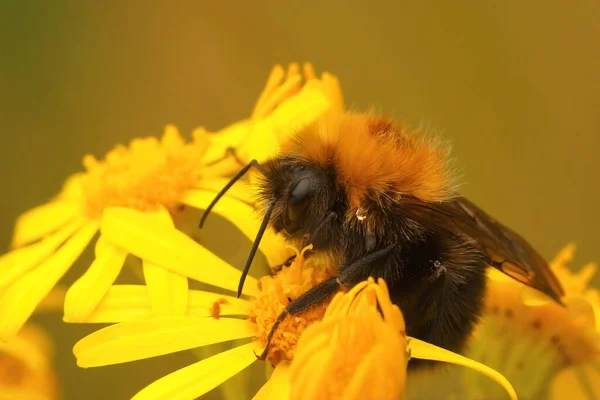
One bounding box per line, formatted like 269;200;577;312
248;245;337;365
79;126;209;218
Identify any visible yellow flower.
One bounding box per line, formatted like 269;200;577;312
73;235;516;400
203;62;344;177
71;244;329;400
249;244;337;365
286;278;408;400
255;278;516;400
0;324;58;400
458;244;600;400
0;62;336;340
0;125;279;340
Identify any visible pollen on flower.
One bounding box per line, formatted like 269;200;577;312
248;245;337;365
288;278;407;400
210;298;230;320
80;125;209;218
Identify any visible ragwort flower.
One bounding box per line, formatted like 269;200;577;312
0;126;261;340
0;324;58;400
459;244;600;400
73;237;516;400
0;62;338;340
71;243;333;400
277;277;408;400
203;62;344;177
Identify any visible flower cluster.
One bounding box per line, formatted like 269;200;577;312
0;62;597;400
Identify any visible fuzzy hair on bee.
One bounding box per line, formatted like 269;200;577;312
256;113;459;242
200;111;564;360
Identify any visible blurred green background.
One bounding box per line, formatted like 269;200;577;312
1;1;599;399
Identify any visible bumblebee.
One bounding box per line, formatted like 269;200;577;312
201;113;564;358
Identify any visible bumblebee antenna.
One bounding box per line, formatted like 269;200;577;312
237;197;276;297
199;159;268;228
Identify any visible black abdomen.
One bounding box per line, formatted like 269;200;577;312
367;232;487;354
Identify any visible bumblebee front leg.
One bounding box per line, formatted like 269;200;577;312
256;245;395;360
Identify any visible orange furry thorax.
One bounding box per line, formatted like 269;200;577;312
281;112;458;209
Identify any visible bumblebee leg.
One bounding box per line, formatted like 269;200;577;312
204;146;246;168
225;147;246;167
336;244;395;285
256;277;340;360
256;245;395;360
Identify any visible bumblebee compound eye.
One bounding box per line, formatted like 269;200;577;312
284;177;312;233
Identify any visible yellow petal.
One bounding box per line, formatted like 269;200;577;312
254;75;302;120
588;289;600;331
144;260;188;316
12;201;80;248
65;285;153;323
320;71;344;114
65;286;250;323
74;316;256;367
550;359;600;400
195;178;254;206
521;286;554;306
64;236;127;322
268;79;331;139
408;337;517;400
138;207;189;316
182;190;288;267
253;362;291;400
186;289;250;317
0;219;85;292
204;120;251;161
36;285;67;313
131;342;258;400
245;84;331;164
565;295;597;323
58;172;86;201
100;207;258;296
251;64;286;119
0;221;98;340
202;121;252;177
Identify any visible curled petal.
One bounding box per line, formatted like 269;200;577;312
64;236;127;322
408;337;517;400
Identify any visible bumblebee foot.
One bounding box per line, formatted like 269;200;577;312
254;347;269;361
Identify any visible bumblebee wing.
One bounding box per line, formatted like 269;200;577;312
406;196;564;302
